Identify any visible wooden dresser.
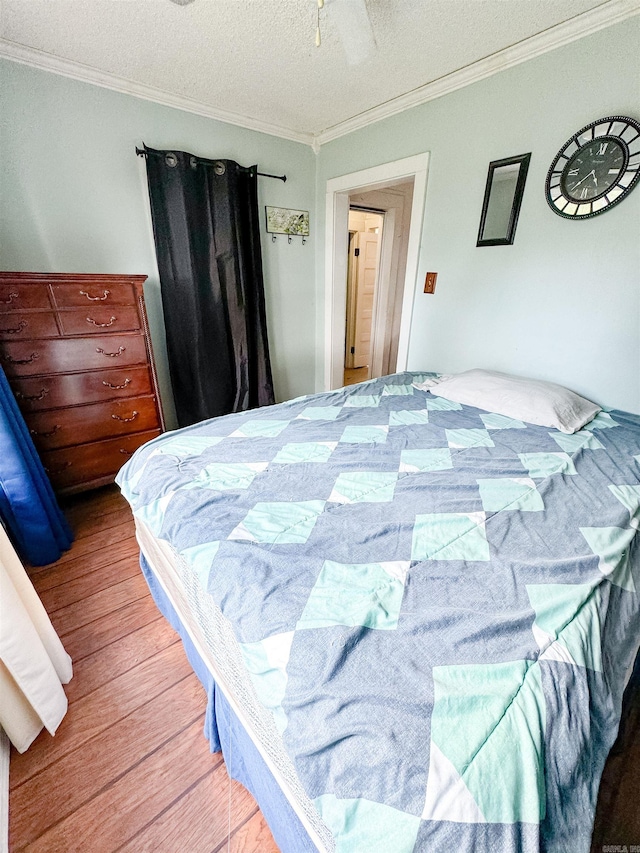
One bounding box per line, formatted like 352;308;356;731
0;273;164;494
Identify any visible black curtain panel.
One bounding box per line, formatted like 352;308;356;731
143;145;275;428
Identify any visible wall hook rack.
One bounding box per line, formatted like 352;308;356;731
265;206;310;245
270;233;308;245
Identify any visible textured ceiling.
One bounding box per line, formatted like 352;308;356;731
0;0;614;139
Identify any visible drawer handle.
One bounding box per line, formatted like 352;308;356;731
119;448;133;456
0;292;19;305
96;346;125;358
102;377;131;389
0;321;27;334
45;461;72;475
87;315;117;328
112;411;139;423
80;289;110;301
16;388;49;402
3;352;39;365
30;424;60;438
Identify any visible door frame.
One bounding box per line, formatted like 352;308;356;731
323;153;430;391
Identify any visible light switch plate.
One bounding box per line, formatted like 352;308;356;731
424;272;437;294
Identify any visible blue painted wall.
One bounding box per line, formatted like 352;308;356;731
1;17;639;418
0;61;317;427
316;19;640;413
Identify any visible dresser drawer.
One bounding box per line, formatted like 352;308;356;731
0;334;148;377
28;395;160;451
0;312;59;341
11;366;154;412
42;429;161;490
58;305;141;336
0;284;52;312
52;282;137;308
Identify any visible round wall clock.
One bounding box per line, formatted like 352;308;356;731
545;115;640;219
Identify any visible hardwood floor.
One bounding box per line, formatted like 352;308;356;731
343;366;369;387
8;484;640;851
591;673;640;851
8;485;278;853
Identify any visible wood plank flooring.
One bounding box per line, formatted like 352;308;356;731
9;485;278;853
8;484;640;851
343;366;369;387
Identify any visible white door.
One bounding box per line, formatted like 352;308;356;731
351;232;379;368
345;232;357;369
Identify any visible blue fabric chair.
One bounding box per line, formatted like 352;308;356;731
0;365;73;565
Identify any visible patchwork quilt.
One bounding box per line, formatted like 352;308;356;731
117;372;640;853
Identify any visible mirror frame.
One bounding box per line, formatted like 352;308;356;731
476;153;531;247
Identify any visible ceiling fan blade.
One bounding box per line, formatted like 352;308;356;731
327;0;376;66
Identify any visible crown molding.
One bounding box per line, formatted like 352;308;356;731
0;38;315;147
1;0;638;152
314;0;640;146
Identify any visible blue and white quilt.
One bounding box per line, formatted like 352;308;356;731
117;372;640;853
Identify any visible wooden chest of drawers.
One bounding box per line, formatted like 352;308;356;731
0;273;164;494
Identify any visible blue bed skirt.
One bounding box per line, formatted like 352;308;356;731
139;553;319;853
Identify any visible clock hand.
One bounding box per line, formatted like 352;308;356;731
569;169;597;191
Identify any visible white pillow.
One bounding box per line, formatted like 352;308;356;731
429;369;600;434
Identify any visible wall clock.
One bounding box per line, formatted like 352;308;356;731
545;115;640;219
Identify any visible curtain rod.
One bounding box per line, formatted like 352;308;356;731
135;147;286;182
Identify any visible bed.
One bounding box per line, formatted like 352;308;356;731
115;371;640;853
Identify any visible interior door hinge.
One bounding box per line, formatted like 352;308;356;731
350;346;355;354
354;247;360;256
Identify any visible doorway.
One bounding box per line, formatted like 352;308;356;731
323;153;430;391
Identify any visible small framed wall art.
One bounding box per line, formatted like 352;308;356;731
265;206;310;243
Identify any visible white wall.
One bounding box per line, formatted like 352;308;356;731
0;60;317;427
316;18;640;414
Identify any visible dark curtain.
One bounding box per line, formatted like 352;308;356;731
143;145;275;428
0;366;73;566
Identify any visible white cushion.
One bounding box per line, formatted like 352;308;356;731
429;369;600;434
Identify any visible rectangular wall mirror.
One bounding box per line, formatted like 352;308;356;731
477;153;531;246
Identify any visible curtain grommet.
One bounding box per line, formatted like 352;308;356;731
214;161;226;176
165;153;178;168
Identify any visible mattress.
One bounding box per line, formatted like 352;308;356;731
116;371;640;853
